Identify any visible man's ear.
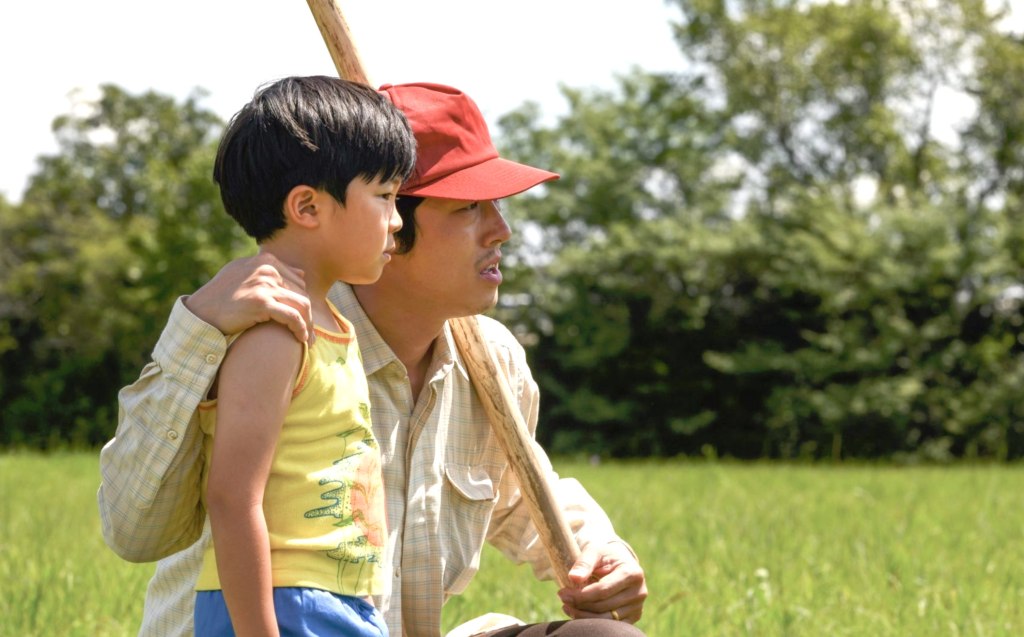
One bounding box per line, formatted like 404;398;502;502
283;185;320;229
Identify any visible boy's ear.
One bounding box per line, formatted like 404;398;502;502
283;185;321;229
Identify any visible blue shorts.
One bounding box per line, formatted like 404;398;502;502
195;587;387;637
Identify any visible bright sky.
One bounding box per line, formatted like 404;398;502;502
0;0;684;203
3;1;1021;205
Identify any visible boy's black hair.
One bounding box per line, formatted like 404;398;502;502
214;76;417;242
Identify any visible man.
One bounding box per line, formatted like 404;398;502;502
98;82;647;637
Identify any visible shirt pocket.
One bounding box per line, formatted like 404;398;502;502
442;462;502;595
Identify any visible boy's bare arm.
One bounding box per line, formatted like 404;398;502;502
206;322;301;637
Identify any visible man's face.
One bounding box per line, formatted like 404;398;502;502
375;197;511;321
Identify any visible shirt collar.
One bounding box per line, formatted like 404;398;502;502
439;319;470;383
329;283;395;377
328;283;469;382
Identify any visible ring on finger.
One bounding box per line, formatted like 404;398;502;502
611;609;621;621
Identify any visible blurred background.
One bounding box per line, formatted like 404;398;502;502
3;0;1024;462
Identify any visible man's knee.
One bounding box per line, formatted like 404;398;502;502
488;618;645;637
576;618;646;637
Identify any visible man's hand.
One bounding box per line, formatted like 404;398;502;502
557;540;648;624
184;253;314;344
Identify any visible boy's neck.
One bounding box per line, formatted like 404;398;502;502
257;244;334;325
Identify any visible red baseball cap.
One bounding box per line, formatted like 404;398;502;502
378;82;559;199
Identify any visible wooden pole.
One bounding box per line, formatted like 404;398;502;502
448;316;580;588
305;0;370;84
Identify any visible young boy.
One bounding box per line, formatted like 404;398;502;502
192;75;415;637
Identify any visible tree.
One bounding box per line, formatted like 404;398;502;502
0;85;250;447
496;0;1024;459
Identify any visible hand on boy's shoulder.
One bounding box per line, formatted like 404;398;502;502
187;253;314;344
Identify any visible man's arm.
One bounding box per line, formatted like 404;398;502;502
489;435;648;624
98;298;226;561
479;317;648;623
97;253;312;562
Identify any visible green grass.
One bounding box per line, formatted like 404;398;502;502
3;452;1024;636
0;451;152;637
447;461;1024;636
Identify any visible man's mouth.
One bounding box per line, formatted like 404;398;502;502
479;253;502;282
479;251;501;272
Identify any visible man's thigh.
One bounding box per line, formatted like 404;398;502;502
480;618;645;637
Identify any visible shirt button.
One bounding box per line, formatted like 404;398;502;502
394;567;401;579
167;430;179;440
205;354;218;364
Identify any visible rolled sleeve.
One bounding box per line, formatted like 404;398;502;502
98;297;227;562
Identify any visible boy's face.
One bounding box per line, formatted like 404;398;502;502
319;175;403;285
375;197;511;319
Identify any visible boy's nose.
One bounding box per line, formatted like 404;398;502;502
389;204;403;233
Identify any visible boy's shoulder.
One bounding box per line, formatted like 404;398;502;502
224;321;305;370
236;320;304;344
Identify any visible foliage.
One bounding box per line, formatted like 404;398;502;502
0;86;251;447
495;0;1024;459
3;1;1024;459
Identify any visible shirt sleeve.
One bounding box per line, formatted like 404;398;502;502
478;318;625;580
97;297;226;562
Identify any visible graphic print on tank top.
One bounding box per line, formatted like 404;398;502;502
304;413;387;591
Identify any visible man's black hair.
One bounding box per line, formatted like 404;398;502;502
393;195;424;254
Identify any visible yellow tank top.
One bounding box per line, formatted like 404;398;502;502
195;303;387;597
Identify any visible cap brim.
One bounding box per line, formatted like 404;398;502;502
399;157;559;200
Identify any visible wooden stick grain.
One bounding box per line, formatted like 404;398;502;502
449;316;581;588
305;0;371;85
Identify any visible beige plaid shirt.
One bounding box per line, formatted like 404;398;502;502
99;283;622;637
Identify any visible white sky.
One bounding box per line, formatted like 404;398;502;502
2;1;1020;205
0;0;683;203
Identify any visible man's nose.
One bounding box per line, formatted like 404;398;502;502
483;200;511;244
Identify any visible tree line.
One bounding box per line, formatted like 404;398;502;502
2;0;1022;459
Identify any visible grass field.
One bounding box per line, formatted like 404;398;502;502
3;452;1024;636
